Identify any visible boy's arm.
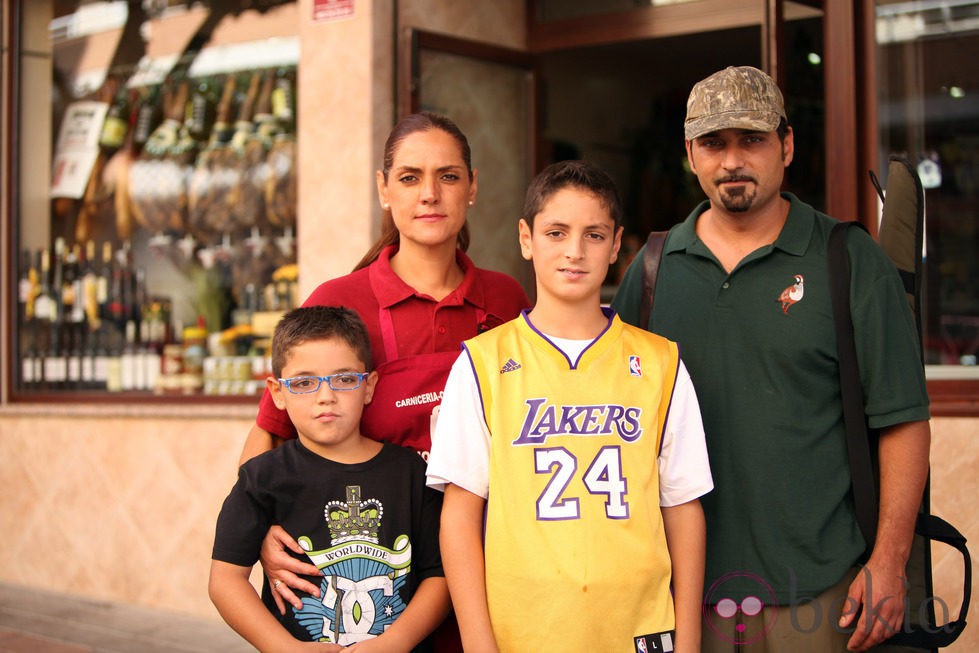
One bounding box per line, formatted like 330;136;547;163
441;483;499;653
661;499;706;653
208;559;341;653
344;576;450;653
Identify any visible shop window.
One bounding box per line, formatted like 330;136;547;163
877;0;979;377
13;0;298;398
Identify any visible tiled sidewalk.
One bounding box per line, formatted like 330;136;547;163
0;583;253;653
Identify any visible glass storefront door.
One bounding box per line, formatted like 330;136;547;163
877;0;979;376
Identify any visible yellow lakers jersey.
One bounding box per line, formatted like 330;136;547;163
465;313;680;652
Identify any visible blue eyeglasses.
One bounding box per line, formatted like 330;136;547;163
278;373;370;394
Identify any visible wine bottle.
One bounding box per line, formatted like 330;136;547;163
99;84;130;151
186;77;216;144
133;267;148;327
147;298;170;392
34;248;56;325
67;243;86;326
17;248;34;325
131;271;149;391
271;67;296;135
43;323;67;391
80;323;96;390
133;320;150;390
96;241;113;324
60;242;77;327
82;240;100;329
140;319;162;393
105;323;123;393
132;85;163;154
92;324;110;391
65;323;82;390
18;249;40;390
120;319;138;391
108;243;132;329
20;327;42;391
52;237;66;325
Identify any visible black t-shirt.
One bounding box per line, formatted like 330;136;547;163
213;440;443;648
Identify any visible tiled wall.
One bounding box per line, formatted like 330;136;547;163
927;417;978;652
0;406;255;621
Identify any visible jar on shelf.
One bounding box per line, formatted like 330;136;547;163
182;318;208;393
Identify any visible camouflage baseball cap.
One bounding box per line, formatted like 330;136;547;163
684;66;786;140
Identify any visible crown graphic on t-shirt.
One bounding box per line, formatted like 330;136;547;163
324;485;383;544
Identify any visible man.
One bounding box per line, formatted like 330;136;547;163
612;66;931;652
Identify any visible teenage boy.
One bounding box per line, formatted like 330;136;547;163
426;160;713;653
210;306;449;652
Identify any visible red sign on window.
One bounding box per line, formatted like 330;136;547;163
313;0;354;22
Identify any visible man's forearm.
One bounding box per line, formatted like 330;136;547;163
872;419;930;566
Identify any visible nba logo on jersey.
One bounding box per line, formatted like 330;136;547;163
634;630;674;652
629;355;642;377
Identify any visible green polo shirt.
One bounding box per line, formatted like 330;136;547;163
612;193;929;603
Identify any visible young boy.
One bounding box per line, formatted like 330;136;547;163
210;306;449;652
426;160;713;653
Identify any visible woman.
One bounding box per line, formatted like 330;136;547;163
241;112;528;462
238;112;530;650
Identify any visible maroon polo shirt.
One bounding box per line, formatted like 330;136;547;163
255;245;529;439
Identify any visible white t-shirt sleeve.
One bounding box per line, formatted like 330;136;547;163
426;348;492;497
658;359;714;507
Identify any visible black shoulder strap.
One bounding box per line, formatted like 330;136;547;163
639;231;669;331
827;220;878;549
828;219;971;649
892;511;972;649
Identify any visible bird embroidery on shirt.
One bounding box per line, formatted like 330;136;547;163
777;275;805;314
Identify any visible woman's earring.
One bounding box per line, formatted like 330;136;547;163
382;203;390;210
468;200;474;207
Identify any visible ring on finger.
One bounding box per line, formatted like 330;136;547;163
273;579;283;590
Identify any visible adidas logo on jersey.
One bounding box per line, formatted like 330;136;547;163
500;358;522;374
